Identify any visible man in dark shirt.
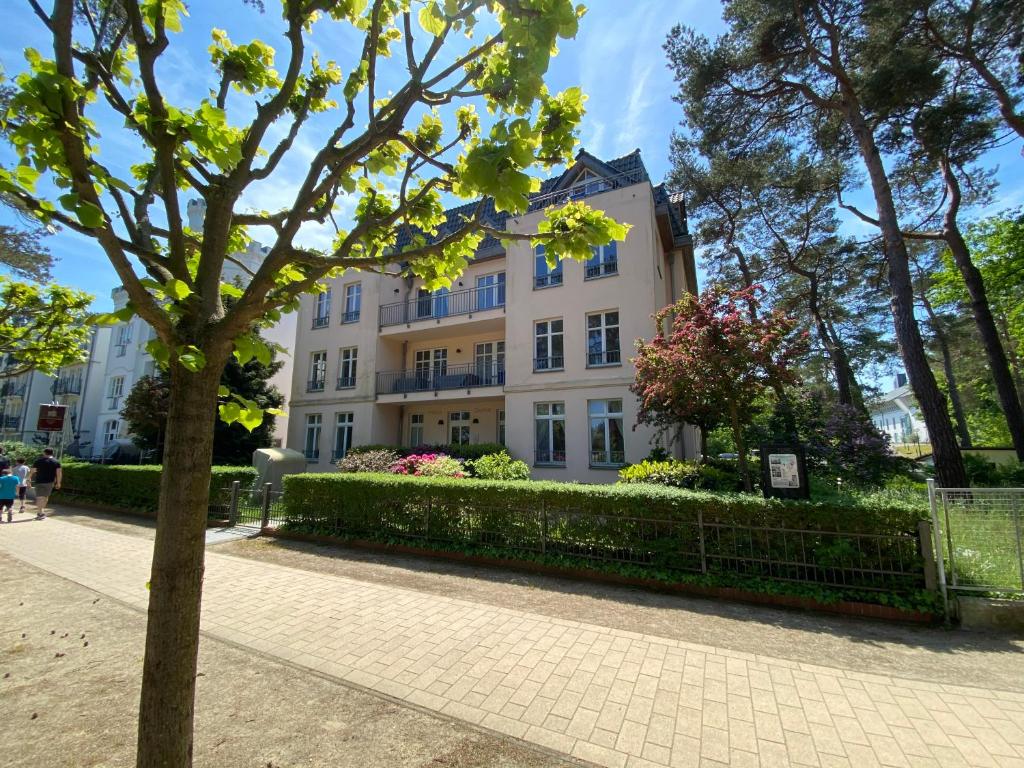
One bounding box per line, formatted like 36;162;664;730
29;448;62;520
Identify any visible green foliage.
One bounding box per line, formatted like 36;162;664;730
54;463;256;513
337;449;401;473
411;454;465;478
618;460;734;491
348;442;508;461
0;276;92;377
0;441;45;465
469;451;530;481
962;455;1024;488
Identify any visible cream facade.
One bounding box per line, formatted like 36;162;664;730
286;150;700;482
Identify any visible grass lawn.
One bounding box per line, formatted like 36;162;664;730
941;502;1024;592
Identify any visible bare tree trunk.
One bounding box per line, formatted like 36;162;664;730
843;107;967;487
920;294;972;448
807;275;864;413
136;357;225;768
945;220;1024;460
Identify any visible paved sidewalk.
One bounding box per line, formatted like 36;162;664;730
2;518;1023;768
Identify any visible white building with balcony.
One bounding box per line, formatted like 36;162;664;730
286;149;700;482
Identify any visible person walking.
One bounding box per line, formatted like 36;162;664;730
12;457;29;512
0;468;18;523
29;448;62;520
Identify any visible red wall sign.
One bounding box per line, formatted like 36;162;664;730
36;404;67;432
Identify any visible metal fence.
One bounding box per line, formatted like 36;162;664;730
285;497;929;593
221;481;287;529
929;479;1024;601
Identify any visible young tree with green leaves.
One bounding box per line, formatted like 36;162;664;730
0;2;626;765
0;276;92;377
665;0;968;487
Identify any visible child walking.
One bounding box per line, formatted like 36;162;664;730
0;468;19;523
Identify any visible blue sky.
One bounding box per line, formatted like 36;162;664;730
0;1;1021;313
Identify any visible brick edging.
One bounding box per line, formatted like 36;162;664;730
265;528;939;625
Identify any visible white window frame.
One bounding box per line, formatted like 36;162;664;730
584;241;618;280
589;399;625;467
343;283;361;323
586;311;621;367
102;419;119;446
333;412;354;460
337;347;357;389
409;413;424;447
534;402;566;465
474;341;505;386
314;288;332;328
534;244;563;289
475;272;506;310
309;351;327;391
304;414;322;461
449;411;471;445
416;286;449;319
534;318;564;371
108;376;124;409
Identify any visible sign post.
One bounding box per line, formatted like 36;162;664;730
759;442;810;500
36;404;68;460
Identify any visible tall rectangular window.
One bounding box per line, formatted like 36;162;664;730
313;288;331;328
115;323;132;356
103;419;119;446
409;413;424;447
589;399;625;466
587;311;621;366
333;412;353;460
343;283;361;323
304;414;322;460
474;341;505;386
534;244;563;289
108;376;124;409
415;348;447;387
308;351;327;392
534;319;564;371
585;242;618;279
337;347;357;389
535;402;566;465
449;411;471;445
416;287;449;319
476;272;506;310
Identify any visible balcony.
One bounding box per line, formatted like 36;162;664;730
341;309;360;324
311;315;330;329
378;285;504;329
587;349;622;367
336;376;356;390
584;259;618;279
307;379;326;393
54;377;83;395
533;356;565;372
376;363;505;397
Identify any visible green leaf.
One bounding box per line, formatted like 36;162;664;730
146;338;170;367
217;385;230;398
233;334;255;364
90;305;135;326
418;1;446;36
15;164;40;192
265;407;286;417
75;200;105;228
218;401;241;425
177;345;206;372
237;406;265;432
164;278;192;301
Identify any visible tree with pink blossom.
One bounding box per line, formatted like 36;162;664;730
632;286;806;491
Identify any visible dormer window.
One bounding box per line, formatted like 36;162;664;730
569;169;611;199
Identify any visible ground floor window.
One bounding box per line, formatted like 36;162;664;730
102;419;119;446
333;412;353;460
449;411;470;445
589;399;624;466
409;413;424;447
535;402;566;465
497;409;505;445
304;414;321;460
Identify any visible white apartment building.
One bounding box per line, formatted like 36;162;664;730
870;374;931;446
286;150;700;482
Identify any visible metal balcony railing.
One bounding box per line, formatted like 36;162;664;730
534;272;563;289
376;363;505;395
591;450;626;466
311;315;330;329
341;309;360;324
378;285;505;328
336;376;356;390
587;349;621;367
535;448;566;466
307;379;326;393
54;377;83;395
527;168;647;212
584;259;618;279
0;383;26;398
533;356;565;372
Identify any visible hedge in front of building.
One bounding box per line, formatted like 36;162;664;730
281;473;928;594
56;462;257;513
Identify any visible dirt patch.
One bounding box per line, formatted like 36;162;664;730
0;552;576;768
216;536;1024;692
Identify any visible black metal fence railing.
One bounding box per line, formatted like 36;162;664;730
585;259;618;279
221;483;288;528
336;376;356;389
307;379;325;393
312;315;330;329
376;363;505;395
527;168;647;212
54;377;83;395
587;349;621;366
280;496;928;594
378;285;505;328
341;310;360;324
533;356;564;372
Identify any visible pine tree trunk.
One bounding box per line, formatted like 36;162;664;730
920;291;972;448
136;359;225;768
843;106;967;487
945;224;1024;460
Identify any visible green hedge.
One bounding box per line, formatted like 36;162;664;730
55;462;257;513
281;473;929;599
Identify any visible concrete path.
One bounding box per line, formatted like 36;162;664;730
2;516;1023;768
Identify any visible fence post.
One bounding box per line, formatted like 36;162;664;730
228;480;240;527
927;479;950;623
918;519;937;592
260;482;272;529
697;509;707;574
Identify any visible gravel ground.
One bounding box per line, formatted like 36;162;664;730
49;507;1024;693
0;550;576;768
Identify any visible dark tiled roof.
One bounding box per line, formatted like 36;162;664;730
392;149;654;258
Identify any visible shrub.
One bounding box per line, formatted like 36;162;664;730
391;452;465;477
347;442;509;461
470;451;530;481
619;459;737;491
54;463;256;512
337;448;401;473
0;441;46;466
963;455;1024;487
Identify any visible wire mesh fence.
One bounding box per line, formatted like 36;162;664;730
930;481;1024;595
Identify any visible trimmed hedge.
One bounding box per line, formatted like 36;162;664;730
349;443;508;461
55;462;257;513
281;473;930;599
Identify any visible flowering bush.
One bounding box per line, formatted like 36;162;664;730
337;449;401;473
390;452;465;478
